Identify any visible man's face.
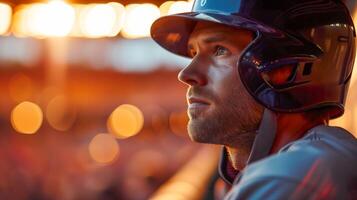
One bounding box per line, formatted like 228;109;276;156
178;21;264;146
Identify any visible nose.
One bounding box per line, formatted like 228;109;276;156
178;57;208;86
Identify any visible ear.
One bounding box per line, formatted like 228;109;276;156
261;64;295;87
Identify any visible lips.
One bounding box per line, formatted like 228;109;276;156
187;97;210;110
188;97;210;105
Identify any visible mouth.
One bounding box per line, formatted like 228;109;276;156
187;97;210;110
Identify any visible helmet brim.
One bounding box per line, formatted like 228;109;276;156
150;12;278;58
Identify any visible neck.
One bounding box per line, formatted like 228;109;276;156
226;111;328;171
270;112;328;153
225;132;256;171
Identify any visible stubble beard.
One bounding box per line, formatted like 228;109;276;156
187;86;263;147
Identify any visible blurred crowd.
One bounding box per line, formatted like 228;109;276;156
0;121;202;200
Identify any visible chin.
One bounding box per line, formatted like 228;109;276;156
187;119;219;144
187;131;208;143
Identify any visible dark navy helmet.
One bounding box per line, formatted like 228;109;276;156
151;0;356;119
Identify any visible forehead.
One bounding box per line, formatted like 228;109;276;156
188;21;253;45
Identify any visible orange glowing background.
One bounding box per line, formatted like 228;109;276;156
0;0;356;199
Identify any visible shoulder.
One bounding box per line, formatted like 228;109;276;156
227;126;357;199
281;125;357;161
242;125;357;181
290;125;357;149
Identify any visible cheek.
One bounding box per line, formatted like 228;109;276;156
212;56;241;80
207;63;242;101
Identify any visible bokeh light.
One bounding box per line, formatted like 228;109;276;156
11;5;28;37
108;2;126;37
154;181;197;199
46;95;77;131
11;101;43;134
152;193;187;200
88;133;120;164
167;1;193;15
11;0;194;38
107;104;144;139
121;3;160;39
159;1;175;16
12;1;75;37
79;3;125;38
68;4;86;37
0;3;12;35
8;73;34;102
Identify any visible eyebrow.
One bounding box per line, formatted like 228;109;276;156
187;34;227;50
202;34;226;44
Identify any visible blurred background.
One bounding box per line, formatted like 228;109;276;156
0;0;356;199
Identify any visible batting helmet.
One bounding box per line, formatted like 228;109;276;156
151;0;356;118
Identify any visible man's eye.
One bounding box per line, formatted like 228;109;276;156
214;46;229;56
